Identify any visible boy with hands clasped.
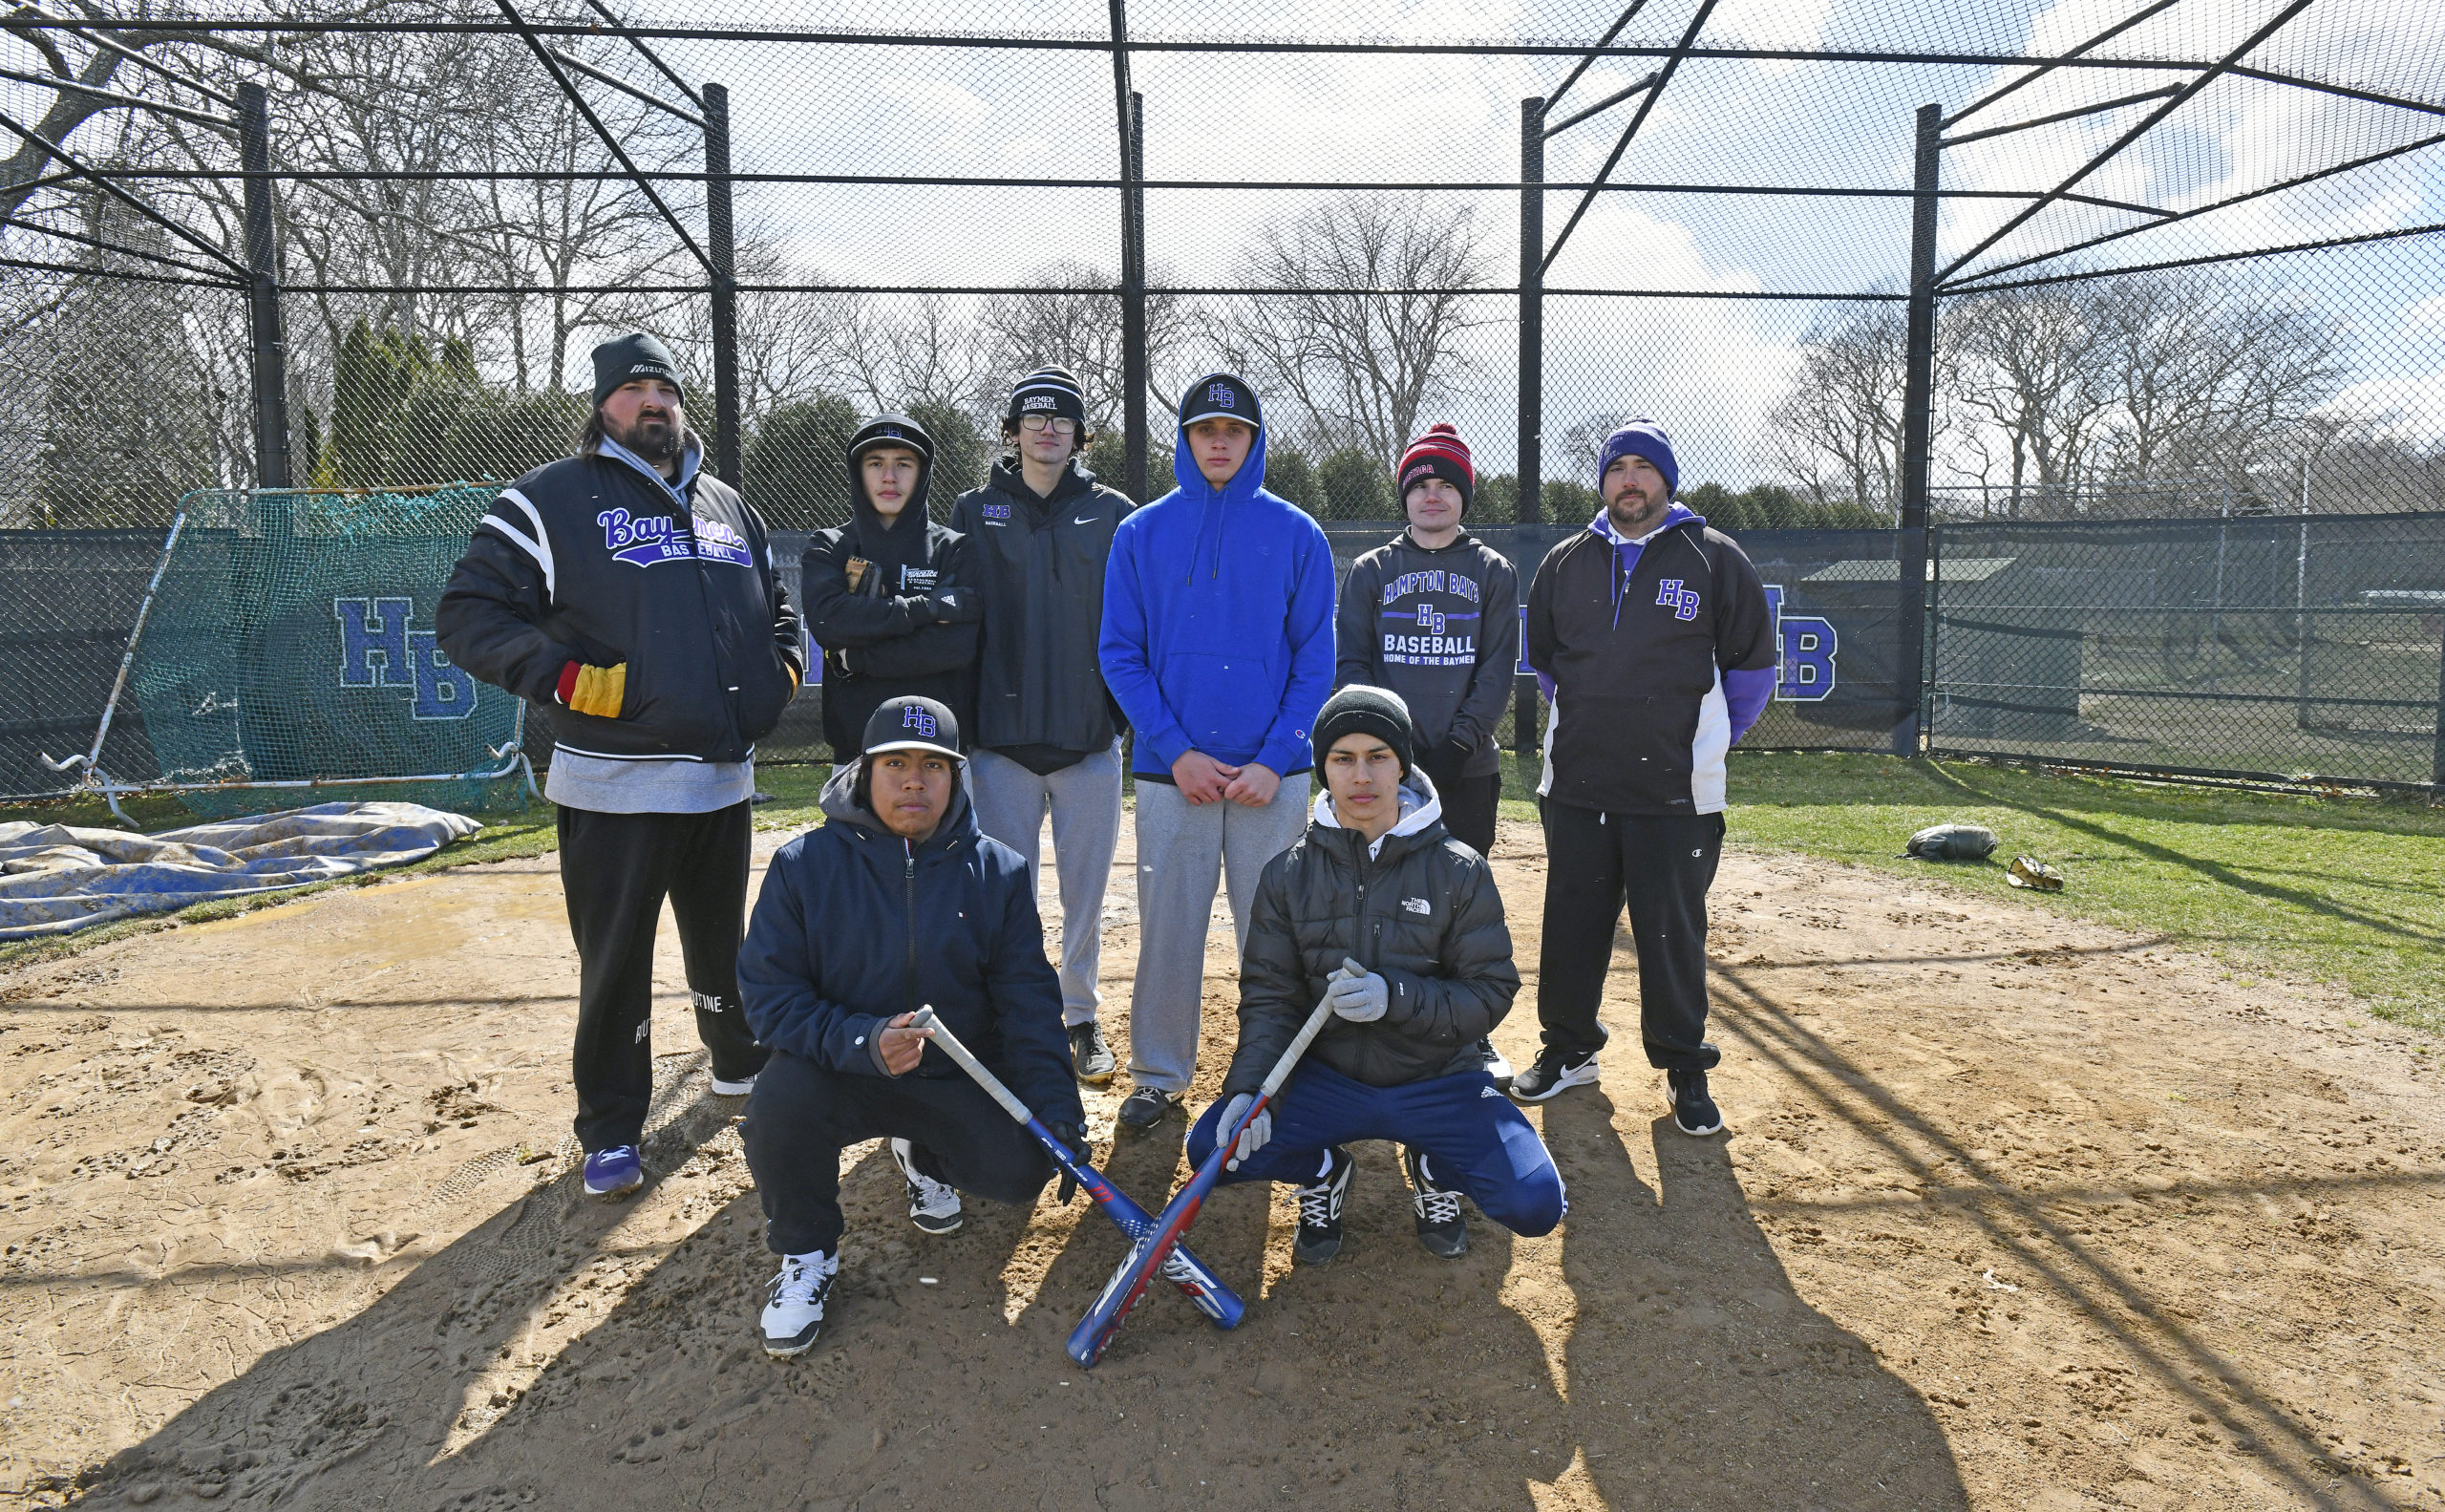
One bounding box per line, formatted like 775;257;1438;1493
1186;686;1565;1264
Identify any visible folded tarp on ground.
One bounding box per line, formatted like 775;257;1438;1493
0;801;482;939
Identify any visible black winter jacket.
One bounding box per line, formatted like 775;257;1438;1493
802;485;981;760
1222;772;1520;1097
1524;514;1775;816
948;457;1136;762
436;447;804;763
1333;528;1520;777
736;767;1083;1125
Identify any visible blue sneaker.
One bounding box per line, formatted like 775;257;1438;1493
584;1144;644;1200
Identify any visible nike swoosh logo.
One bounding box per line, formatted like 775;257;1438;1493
1073;515;1097;525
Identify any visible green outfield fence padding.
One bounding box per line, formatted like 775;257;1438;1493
129;485;526;820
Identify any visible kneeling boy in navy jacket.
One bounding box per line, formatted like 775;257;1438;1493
738;695;1080;1356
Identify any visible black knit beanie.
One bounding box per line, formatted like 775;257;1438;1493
1008;366;1088;427
591;331;684;407
1312;684;1415;776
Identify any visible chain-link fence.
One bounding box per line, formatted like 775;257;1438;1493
3;2;2440;805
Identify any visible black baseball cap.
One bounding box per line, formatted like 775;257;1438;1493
1178;372;1262;432
861;695;964;762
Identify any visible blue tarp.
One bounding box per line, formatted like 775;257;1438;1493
0;801;482;938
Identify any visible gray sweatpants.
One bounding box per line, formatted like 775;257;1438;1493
967;742;1124;1027
1127;772;1310;1094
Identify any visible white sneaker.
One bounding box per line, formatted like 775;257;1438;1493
1479;1040;1515;1086
710;1072;757;1097
888;1138;964;1234
760;1250;838;1357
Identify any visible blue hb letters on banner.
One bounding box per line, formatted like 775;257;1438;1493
1761;585;1839;702
334;597;479;720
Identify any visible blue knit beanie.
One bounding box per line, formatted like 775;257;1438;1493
1595;419;1679;499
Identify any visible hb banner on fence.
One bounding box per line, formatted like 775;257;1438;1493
13;502;2441;811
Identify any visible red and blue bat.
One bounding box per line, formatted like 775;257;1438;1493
910;1007;1244;1330
1065;991;1339;1367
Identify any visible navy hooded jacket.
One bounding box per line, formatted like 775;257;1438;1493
737;765;1082;1125
1097;397;1336;781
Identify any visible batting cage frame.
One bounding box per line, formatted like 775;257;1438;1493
2;1;2439;811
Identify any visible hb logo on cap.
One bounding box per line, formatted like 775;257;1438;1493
1207;383;1236;409
903;704;939;738
880;426;903;439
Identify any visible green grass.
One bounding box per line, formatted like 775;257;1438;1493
12;754;2442;1036
1493;749;2445;1036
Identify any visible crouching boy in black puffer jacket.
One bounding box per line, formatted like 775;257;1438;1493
1185;686;1565;1263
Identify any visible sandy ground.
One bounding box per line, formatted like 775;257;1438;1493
1;809;2441;1511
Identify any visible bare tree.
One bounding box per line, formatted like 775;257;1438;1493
2094;272;2345;488
1217;194;1491;466
978;260;1195;426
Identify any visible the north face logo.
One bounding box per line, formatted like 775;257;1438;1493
902;704;939;738
1401;897;1431;914
1207;383;1236;409
1656;578;1702;621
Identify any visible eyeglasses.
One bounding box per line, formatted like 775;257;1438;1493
1017;415;1077;437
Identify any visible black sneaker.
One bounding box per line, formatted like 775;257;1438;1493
1479;1039;1515;1088
1666;1069;1723;1137
1069;1022;1116;1086
1116;1085;1180;1131
1402;1146;1469;1259
1290;1146;1353;1266
1508;1046;1599;1102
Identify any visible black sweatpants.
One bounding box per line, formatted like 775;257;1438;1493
559;800;767;1152
1535;801;1725;1072
1416;748;1502;859
741;1051;1056;1256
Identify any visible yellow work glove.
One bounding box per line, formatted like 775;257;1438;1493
561;661;627;718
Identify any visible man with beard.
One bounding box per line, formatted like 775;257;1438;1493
1507;419;1775;1139
438;331;806;1201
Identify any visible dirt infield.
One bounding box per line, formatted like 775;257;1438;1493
3;812;2440;1510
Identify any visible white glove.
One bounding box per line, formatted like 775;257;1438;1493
1325;956;1389;1023
1220;1092;1270;1170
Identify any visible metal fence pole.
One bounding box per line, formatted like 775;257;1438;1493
1518;96;1544;529
1893;102;1941;756
703;82;741;485
237;82;291;489
1122;91;1148;503
2434;600;2445;795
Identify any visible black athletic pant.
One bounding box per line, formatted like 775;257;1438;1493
1416;748;1502;859
559;800;767;1152
1535;801;1725;1072
741;1051;1056;1256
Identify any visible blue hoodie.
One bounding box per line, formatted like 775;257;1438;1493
1099;410;1336;779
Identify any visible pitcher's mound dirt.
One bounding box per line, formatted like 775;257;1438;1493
2;815;2439;1510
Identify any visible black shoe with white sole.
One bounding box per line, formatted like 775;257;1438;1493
1115;1085;1180;1130
1666;1068;1723;1136
1508;1046;1599;1102
889;1138;965;1233
1290;1146;1353;1266
1403;1146;1469;1259
760;1251;838;1357
1478;1039;1515;1088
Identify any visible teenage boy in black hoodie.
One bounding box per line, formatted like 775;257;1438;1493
738;695;1081;1357
949;368;1136;1086
802;415;982;764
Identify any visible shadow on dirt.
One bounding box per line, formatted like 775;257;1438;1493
74;1058;1971;1510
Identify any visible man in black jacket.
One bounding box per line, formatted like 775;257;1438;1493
1185;686;1563;1264
1509;420;1777;1139
802;414;982;763
436;331;804;1203
949;368;1135;1086
737;696;1083;1357
1332;423;1518;860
